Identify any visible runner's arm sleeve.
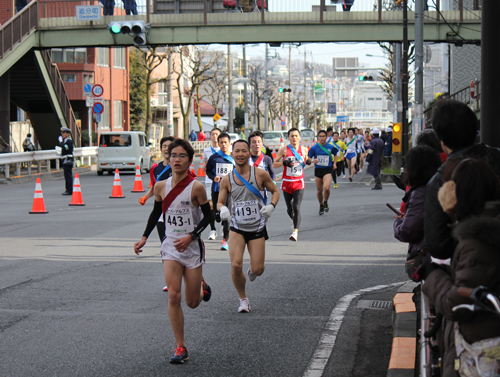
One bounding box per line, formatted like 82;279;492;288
190;202;213;240
142;200;163;238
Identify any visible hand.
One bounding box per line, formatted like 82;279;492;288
220;206;230;222
173;235;192;252
139;195;148;206
260;205;275;218
134;237;147;255
306;159;312;165
282;159;293;167
333;165;337;170
58;136;63;143
313;159;318;165
214;176;221;183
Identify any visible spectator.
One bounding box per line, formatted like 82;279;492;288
59;127;74;195
422;159;500;377
100;0;115;16
393;146;442;280
415;128;447;163
122;0;138;15
189;130;197;141
197;130;206;141
22;133;35;152
365;127;384;190
423;99;500;261
380;128;388;143
15;0;28;12
342;0;354;11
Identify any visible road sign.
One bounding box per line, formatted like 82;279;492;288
92;84;104;97
84;83;92;97
337;115;349;122
95;114;101;123
85;97;93;107
281;121;285;126
327;102;336;114
281;115;286;121
75;6;102;21
92;102;104;115
470;81;475;99
213;113;221;122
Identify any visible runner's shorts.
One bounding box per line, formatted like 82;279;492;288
281;179;304;194
345;152;356;160
160;236;205;269
230;226;269;242
314;166;333;179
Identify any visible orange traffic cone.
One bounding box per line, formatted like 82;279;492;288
272;145;277;160
190;162;196;176
131;166;145;192
109;169;125;198
29;178;48;214
69;173;85;206
197;155;205;177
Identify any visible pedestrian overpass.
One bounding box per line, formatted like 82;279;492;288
0;0;481;148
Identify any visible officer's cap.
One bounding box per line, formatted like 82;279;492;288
60;127;71;133
372;127;380;134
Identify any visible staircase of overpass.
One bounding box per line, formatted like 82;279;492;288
0;0;481;148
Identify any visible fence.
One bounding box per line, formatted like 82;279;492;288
0;147;98;178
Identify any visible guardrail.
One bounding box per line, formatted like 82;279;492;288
0;147;98;178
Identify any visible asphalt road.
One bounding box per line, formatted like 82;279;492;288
0;162;409;377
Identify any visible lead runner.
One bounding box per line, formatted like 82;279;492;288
217;139;279;313
134;138;213;364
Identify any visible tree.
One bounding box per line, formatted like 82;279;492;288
173;46;224;139
203;58;229;118
378;42;415;101
248;62;265;129
129;48;148;131
233;106;245;129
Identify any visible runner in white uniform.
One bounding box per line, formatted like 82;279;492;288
134;139;213;364
218;139;279;313
344;128;358;182
201;128;221;240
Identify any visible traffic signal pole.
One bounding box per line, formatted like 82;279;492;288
401;0;409;157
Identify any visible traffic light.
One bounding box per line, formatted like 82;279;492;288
108;20;147;45
279;88;292;93
392;123;402;153
358;75;374;81
279;88;283;93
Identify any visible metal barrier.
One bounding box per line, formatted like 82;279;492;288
420;291;433;377
0;147;98;178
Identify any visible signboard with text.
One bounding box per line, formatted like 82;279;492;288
327;103;336;114
337;115;349;122
76;6;102;21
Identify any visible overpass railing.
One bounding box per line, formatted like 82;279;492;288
0;1;38;59
0;147;98;178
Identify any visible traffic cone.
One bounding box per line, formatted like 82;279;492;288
197;155;205;177
29;178;48;214
190;162;196;176
69;173;85;206
131;166;145;192
109;169;125;198
272;145;277;159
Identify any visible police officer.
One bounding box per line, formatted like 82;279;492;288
59;127;74;195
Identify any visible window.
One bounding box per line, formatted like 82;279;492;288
51;48;86;64
114;101;123;129
113;48;126;69
97;48;109;67
83;74;94;84
100;134;132;147
368;98;375;101
158;80;168;105
101;101;110;130
61;74;76;82
139;135;145;147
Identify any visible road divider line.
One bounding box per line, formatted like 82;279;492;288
303;281;406;377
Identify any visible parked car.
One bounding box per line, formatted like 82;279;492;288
300;128;316;144
97;131;152;175
262;131;286;150
228;133;239;144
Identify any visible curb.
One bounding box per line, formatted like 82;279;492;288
387;281;419;377
3;167;94;185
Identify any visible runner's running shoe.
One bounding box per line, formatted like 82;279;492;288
163;286;168;292
208;230;217;240
202;277;211;302
247;267;257;282
324;202;329;212
169;345;189;364
289;231;298;242
221;239;228;250
349;177;353;182
319;205;324;215
238;298;250;313
342;175;346;179
359;168;362;173
334;183;338;189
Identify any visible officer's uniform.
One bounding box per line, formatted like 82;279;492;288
60;127;74;195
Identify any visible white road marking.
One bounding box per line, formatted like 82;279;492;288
302;281;406;377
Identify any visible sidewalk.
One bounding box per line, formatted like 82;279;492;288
0;166;96;185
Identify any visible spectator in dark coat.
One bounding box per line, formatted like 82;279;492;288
122;0;138;15
342;0;354;11
422;159;500;377
365;128;385;190
101;0;115;15
380;129;388;143
15;0;28;12
393;146;442;279
189;130;197;141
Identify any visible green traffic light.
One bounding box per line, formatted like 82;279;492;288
110;23;121;34
279;88;284;93
358;76;364;81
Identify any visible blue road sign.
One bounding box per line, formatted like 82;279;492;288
337;115;349;122
328;103;336;114
95;114;102;123
84;84;92;96
281;121;285;126
93;102;104;115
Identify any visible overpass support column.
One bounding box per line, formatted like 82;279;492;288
0;73;10;146
481;0;500;147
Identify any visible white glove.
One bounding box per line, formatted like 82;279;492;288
220;206;231;222
58;136;63;143
260;205;275;218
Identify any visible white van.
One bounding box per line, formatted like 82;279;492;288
97;131;152;175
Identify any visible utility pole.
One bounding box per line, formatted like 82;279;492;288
288;43;292;129
243;44;249;136
167;47;174;137
414;0;424;137
228;44;233;133
304;48;308;128
394;43;402;124
264;44;269;131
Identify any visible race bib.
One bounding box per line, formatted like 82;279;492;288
316;155;330;167
233;200;260;224
216;163;234;177
165;208;194;234
287;158;303;177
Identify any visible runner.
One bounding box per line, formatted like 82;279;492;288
344;128;358;182
273;127;312;242
356;128;365;173
340;130;347;179
134;138;213;364
308;130;338;215
217;139;279;313
205;132;234;250
201;128;221;241
248;131;276;181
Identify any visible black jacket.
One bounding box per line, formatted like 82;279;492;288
394;185;426;255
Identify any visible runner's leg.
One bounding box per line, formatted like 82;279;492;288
323;173;332;202
164;260;186;347
183;265;204;308
291;189;304;230
228;231;248;299
315;176;324;205
283;191;294;221
247;237;266;277
350;156;357;179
